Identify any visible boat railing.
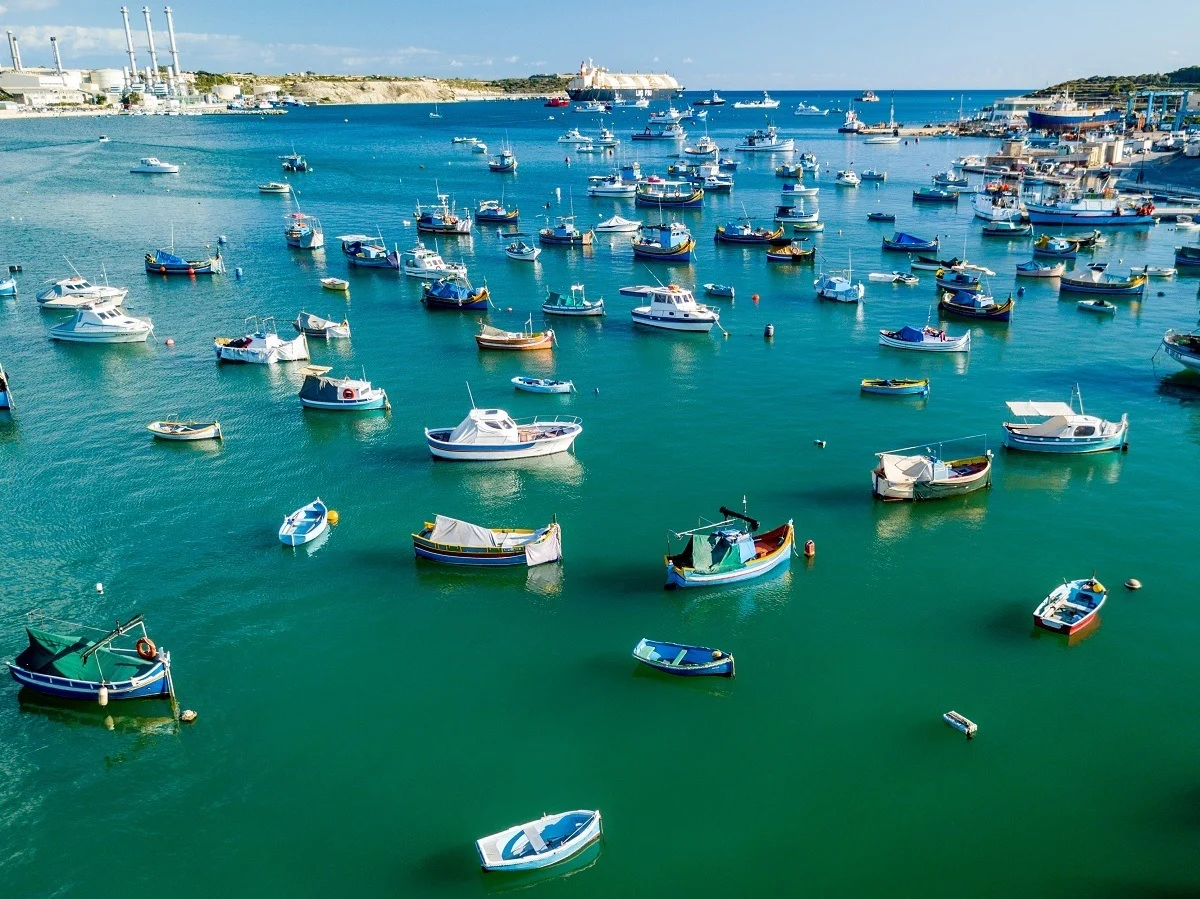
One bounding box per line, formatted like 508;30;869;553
511;414;582;427
876;434;990;459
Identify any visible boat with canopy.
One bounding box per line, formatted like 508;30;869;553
298;366;389;411
542;284;604;316
1001;387;1128;453
664;504;793;588
872;436;993;501
413;515;563;566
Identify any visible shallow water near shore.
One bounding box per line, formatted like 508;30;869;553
1;91;1199;897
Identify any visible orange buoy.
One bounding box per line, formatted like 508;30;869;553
751;293;760;302
804;540;815;558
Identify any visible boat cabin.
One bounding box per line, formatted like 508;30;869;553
446;409;525;446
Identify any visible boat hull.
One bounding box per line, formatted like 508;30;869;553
938;297;1014;322
879;332;970;352
631;310;714;332
425;428;580;461
873;456;992;501
49;328;151;343
301;394;388;411
633;640;735;676
1026;209;1154;227
476;811;603;872
542;304;604;316
7;658;171;701
1003;423;1128;454
860;379;929;396
1059;278;1145;296
631;239;695;262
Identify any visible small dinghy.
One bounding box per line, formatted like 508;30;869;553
279;498;329;547
320;277;349;292
1033;577;1107;635
867;212;896;222
505;239;541;262
146;417;223;441
883;231;939;252
476;318;555;350
423;276;489;310
943;711;977;739
860;378;929;397
299;366;390;411
1129;265;1175;279
542;284;604;316
1078;299;1116;315
414;515;562;566
768;242;816;263
476;810;602;872
6;613;173;702
703;283;735;298
868;271;919;285
1016;260;1065;278
512;376;573;394
665;504;793;588
633;638;735;677
294;311;350;339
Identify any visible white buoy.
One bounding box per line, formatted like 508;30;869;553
98;685;109;707
555;187;562;201
95;582;104;594
180;709;197;723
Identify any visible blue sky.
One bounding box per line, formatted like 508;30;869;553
1;0;1196;89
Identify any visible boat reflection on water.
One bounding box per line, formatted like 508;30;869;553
999;451;1123;493
429;452;585;498
672;566;794;625
873;493;989;542
18;689;179;738
525;559;564;598
480;839;601;894
300;405;392;442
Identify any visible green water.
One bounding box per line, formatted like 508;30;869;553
2;97;1199;897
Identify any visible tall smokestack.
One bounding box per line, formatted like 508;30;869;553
7;32;23;72
142;7;159;83
120;7;138;79
50;36;63;75
163;6;180;80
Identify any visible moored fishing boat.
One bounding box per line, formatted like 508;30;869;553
815;270;864;302
631;283;718;332
1160;330;1200;370
909;255;964;272
36;274;127;308
414;515;564;566
1032;235;1077;259
882;232;939;252
913;187;959;203
414;194;472;235
1033;578;1107;634
872;438;993;501
734;125;793;152
1016;260;1065;278
476;317;554;350
258;181;291;194
512;377;573;394
293;311;350;339
860;378;930;397
683;134;719;158
868;271;919;285
145;246;224;275
422;275;489;310
475;809;599;872
1001;387;1128;453
703;283;735;298
982;220;1031;236
631;122;686;141
488;147;518;172
879;325;970;352
7;614;173;702
0;363;12;410
714;218;783;245
768;241;815;263
587;173;636;198
867;212;896;223
861;169;887;182
633;639;734;676
1175;243;1200;270
635;180;703;208
631;221;695;261
539;216;594;246
425;406;580;460
321;277;350;292
665;504;793;588
835;170;861;187
774;203;819;225
505;239;541;262
1025;191;1154;226
1077;299;1116;315
781;182;819;200
542;284;604;316
1129;265;1176;279
146;417;222;440
298;366;389;411
939;289;1014;322
283;211;324;250
279;498;329;547
1058;264;1146;296
595;215;641;234
214;316;309;364
934;269;981;292
732;91;780;109
474;199;519;224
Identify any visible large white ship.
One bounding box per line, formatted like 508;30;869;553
566;59;683;102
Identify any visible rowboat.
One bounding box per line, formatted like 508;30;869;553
774;203;819;225
1077;299;1116;315
873;438;993;501
879;325;970;352
1032;235;1077;259
938;290;1014;322
714;219;783;245
944;712;978;738
294;311;350;339
475;810;601;872
703;283;735;298
868;271;919;285
279;498;329;547
912;188;959;203
146;417;223;441
512;377;573;394
542;284;604;316
1002;387;1128;453
320;277;350;291
867;212;896;223
505;240;541;262
665;505;793;588
414;515;563;565
7;614;173;702
861;169;887;182
860;378;929;397
1033;578;1107;634
1016;260;1065;278
883;232;939;253
768;242;815;263
1059;264;1145;296
1129;265;1175;279
475;199;519;224
539;216;594;247
1176;244;1200;270
632;639;735;677
298;366;390;411
934;269;981;292
425;408;580;460
476;318;554;350
258;181;292;193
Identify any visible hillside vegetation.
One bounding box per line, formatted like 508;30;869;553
1032;66;1200;100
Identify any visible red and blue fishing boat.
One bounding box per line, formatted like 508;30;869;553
665;505;794;588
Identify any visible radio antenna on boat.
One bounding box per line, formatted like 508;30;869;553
465;381;476;410
64;256;83;279
641;264;667;288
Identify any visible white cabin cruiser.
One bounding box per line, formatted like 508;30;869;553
130;157;180;174
402;240;468;280
631;284;719;333
48;301;152;343
425;407;582;461
36;275;128;309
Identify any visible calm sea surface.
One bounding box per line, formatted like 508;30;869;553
2;90;1199;897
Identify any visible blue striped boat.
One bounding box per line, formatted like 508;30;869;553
412;515;562;566
632;639;735;677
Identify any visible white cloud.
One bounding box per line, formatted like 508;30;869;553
682;57;693;64
504;55;518;64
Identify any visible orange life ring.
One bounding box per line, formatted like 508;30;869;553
136;637;157;660
341;388;355;400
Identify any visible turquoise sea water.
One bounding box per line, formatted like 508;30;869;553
2;91;1200;896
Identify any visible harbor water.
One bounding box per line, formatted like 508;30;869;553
1;91;1198;896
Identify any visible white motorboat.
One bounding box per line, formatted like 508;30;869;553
476;810;602;872
835;170;861;187
683;135;719;158
279;498;329;547
557;127;590;144
879;324;970;352
258;181;292;194
648;105;685;124
863;134;902;145
732;91;780;110
512;377;574;394
425;407;582;461
587;174;636;197
214;316;309;364
48;301;152;343
1129;265;1176;278
1002;387;1128;454
130;156;179;174
402;239;468;280
793;102;829;116
283;211;324;250
631;284;719;333
36;275;127;308
505;239;541;262
595;215;642;234
781;183;819;200
734;125;794;152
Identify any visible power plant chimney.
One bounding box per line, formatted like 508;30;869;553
7;31;23;72
141;7;159;83
50;36;64;75
120;7;139;83
163;6;181;80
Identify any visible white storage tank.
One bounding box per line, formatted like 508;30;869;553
89;68;125;91
213;83;240;100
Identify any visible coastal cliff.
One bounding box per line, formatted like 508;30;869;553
212;73;570;105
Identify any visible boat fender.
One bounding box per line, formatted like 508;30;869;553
136;637;157;660
165;337;175;347
95;582;104;594
764;323;774;339
328;510;340;526
804;540;815;558
98;685;109;707
712;651;724;660
1125;578;1142;590
342;388;355;400
1090;580;1105;594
